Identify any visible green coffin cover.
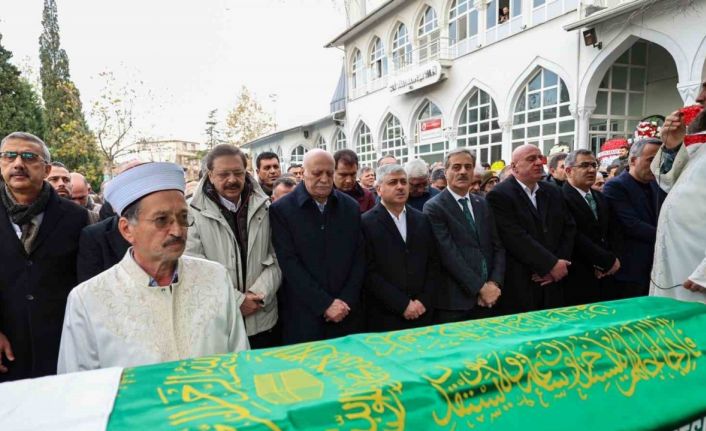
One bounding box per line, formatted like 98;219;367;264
107;297;706;430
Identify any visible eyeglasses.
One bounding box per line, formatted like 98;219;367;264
575;162;598;169
0;151;45;164
142;213;195;229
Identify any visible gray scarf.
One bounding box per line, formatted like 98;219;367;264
1;181;52;226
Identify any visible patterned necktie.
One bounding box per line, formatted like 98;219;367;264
459;198;488;281
585;192;598;219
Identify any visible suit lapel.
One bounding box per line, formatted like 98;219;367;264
511;178;541;221
566;184;595;223
0;203;27;255
468;195;483;234
107;216;129;258
440;189;472;232
375;204;406;248
29;192;65;254
404;205;417;249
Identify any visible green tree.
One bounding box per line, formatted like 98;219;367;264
0;33;45;139
39;0;102;187
225;86;275;147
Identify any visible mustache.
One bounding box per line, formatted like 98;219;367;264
163;236;185;247
223;182;242;190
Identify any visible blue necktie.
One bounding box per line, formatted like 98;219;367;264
459;198;488;281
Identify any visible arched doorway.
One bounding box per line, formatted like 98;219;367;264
587;40;682;154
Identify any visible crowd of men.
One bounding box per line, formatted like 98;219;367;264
0;81;704;382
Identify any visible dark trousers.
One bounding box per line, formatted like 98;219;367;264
248;322;282;350
614;281;649;299
433;307;492;325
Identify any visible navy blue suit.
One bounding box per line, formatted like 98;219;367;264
270;182;365;344
602;171;666;296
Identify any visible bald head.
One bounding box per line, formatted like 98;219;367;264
70;172;91;207
511;144;544;186
302;149;335;203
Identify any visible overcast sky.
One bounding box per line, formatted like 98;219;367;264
0;0;347;143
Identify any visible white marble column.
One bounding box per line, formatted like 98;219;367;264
498;120;513;162
570;104;595;150
677;81;702;106
475;0;488;48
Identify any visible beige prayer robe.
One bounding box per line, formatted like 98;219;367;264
57;251;249;373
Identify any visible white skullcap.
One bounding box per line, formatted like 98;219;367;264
105;162;185;215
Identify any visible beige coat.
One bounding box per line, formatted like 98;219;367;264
186;175;281;336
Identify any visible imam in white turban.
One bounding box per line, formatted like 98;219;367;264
104;162;185;215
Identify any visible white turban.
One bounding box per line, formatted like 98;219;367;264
105;162;185;216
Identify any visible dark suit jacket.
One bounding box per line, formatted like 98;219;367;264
487;178;576;314
0;188;89;382
76;215;131;283
423;189;505;311
362;203;440;331
602;171;666;289
270;182;365;344
561;183;622;305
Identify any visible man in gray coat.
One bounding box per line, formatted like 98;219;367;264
423;148;505;323
186;144;282;349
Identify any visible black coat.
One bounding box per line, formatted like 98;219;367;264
270;182;365;344
561;183;622;305
487;179;576;314
602;171;665;290
76;215;131;283
361;203;440;331
423;189;505;311
0;188;89;382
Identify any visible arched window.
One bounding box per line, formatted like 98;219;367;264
392;23;412;70
316;136;327;151
381;115;408;163
351;49;365;90
333;128;347;151
512;68;574;154
369;37;388;80
589;41;648;154
414;101;447;163
356;123;375;167
418;6;440;61
449;0;478;46
290;145;306;164
457;89;502;164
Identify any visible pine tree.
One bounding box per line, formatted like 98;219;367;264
0;33;45;139
39;0;103;187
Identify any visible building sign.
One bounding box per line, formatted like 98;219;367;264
418;117;443;141
389;61;442;96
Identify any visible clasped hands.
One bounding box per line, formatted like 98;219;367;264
324;299;350;323
532;259;571;286
403;299;426;320
477;281;501;308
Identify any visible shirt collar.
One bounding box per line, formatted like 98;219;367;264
447;187;470;203
381;202;406;221
218;194;241;212
570;183;591;199
515;177;539;194
126;248;180;288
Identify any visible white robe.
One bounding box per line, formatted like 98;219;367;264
649;142;706;302
57;251;249;373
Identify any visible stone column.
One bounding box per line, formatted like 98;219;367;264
677;81;702;106
475;0;488;48
570;104;595;150
498;120;513;161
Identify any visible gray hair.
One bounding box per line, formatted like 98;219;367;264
357;165;374;178
564;149;594;168
548;152;568;170
630;138;661;159
375;164;406;186
404;159;428;179
444;147;476;169
1;132;51;162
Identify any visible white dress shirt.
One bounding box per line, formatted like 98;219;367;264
10;213;44;239
447;188;475;221
383;205;407;242
515;177;539;208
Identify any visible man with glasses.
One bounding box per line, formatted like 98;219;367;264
58;162;248;373
487;144;576;314
561;150;621;306
0;132;90;382
186;144;282;349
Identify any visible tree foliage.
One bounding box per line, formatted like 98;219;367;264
225;86;275;147
39;0;102;187
0;33;45;139
89;71;139;178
